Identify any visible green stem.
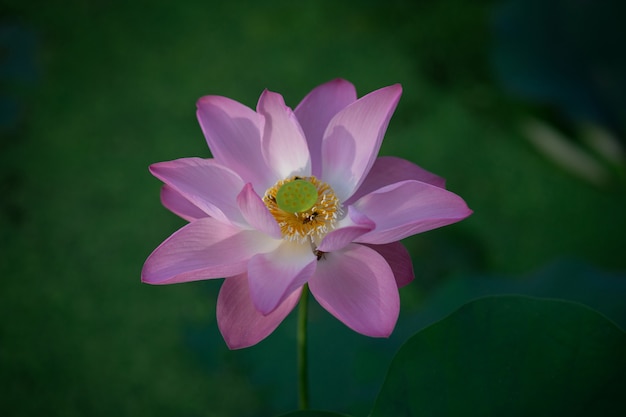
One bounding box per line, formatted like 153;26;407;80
297;283;310;410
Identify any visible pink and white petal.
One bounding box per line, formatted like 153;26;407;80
217;273;302;349
317;206;374;252
321;84;402;201
150;158;245;226
294;79;357;177
160;185;208;222
257;90;311;179
346;156;446;205
196;95;274;191
309;243;399;337
236;183;282;238
142;217;280;285
354;180;473;245
363;242;414;288
248;240;316;315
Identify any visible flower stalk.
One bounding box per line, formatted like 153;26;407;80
297;284;310;410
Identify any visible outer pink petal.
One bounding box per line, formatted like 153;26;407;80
196;95;274;192
142;217;279;285
354;180;473;245
248;241;316;315
363;242;414;288
346;156;446;205
294;79;357;177
150;158;245;226
317;206;374;252
257;90;311;179
309;243;400;337
217;273;301;349
160;185;208;222
236;183;282;238
321;84;402;201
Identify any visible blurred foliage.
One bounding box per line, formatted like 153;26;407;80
493;0;626;142
492;0;626;187
1;0;625;416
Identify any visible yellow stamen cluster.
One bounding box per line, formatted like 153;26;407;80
263;176;341;242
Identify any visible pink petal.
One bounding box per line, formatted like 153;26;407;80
236;183;282;238
346;156;446;204
294;79;357;177
317;206;374;252
321;84;403;201
160;185;208;222
363;242;414;288
150;158;245;226
248;241;316;315
309;243;400;337
354;180;473;245
217;273;301;349
257;90;311;179
196;95;274;192
141;217;279;285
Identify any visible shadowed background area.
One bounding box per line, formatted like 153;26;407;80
1;0;625;416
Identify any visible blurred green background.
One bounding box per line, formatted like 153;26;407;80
1;0;625;416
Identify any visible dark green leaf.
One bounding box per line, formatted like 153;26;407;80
372;296;626;417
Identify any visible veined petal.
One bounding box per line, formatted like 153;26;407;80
309;243;399;337
346;156;446;204
150;158;245;226
236;183;282;238
321;84;402;201
317;206;374;252
363;242;414;288
354;180;473;245
160;185;208;222
217;274;301;349
248;240;316;315
142;217;279;285
294;79;357;177
196;95;274;191
257;90;311;179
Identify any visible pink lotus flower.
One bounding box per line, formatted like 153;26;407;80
142;79;472;349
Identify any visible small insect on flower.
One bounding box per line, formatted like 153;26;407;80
302;211;319;225
141;78;472;349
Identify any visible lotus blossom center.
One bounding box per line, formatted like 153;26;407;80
275;179;318;213
263;176;341;242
